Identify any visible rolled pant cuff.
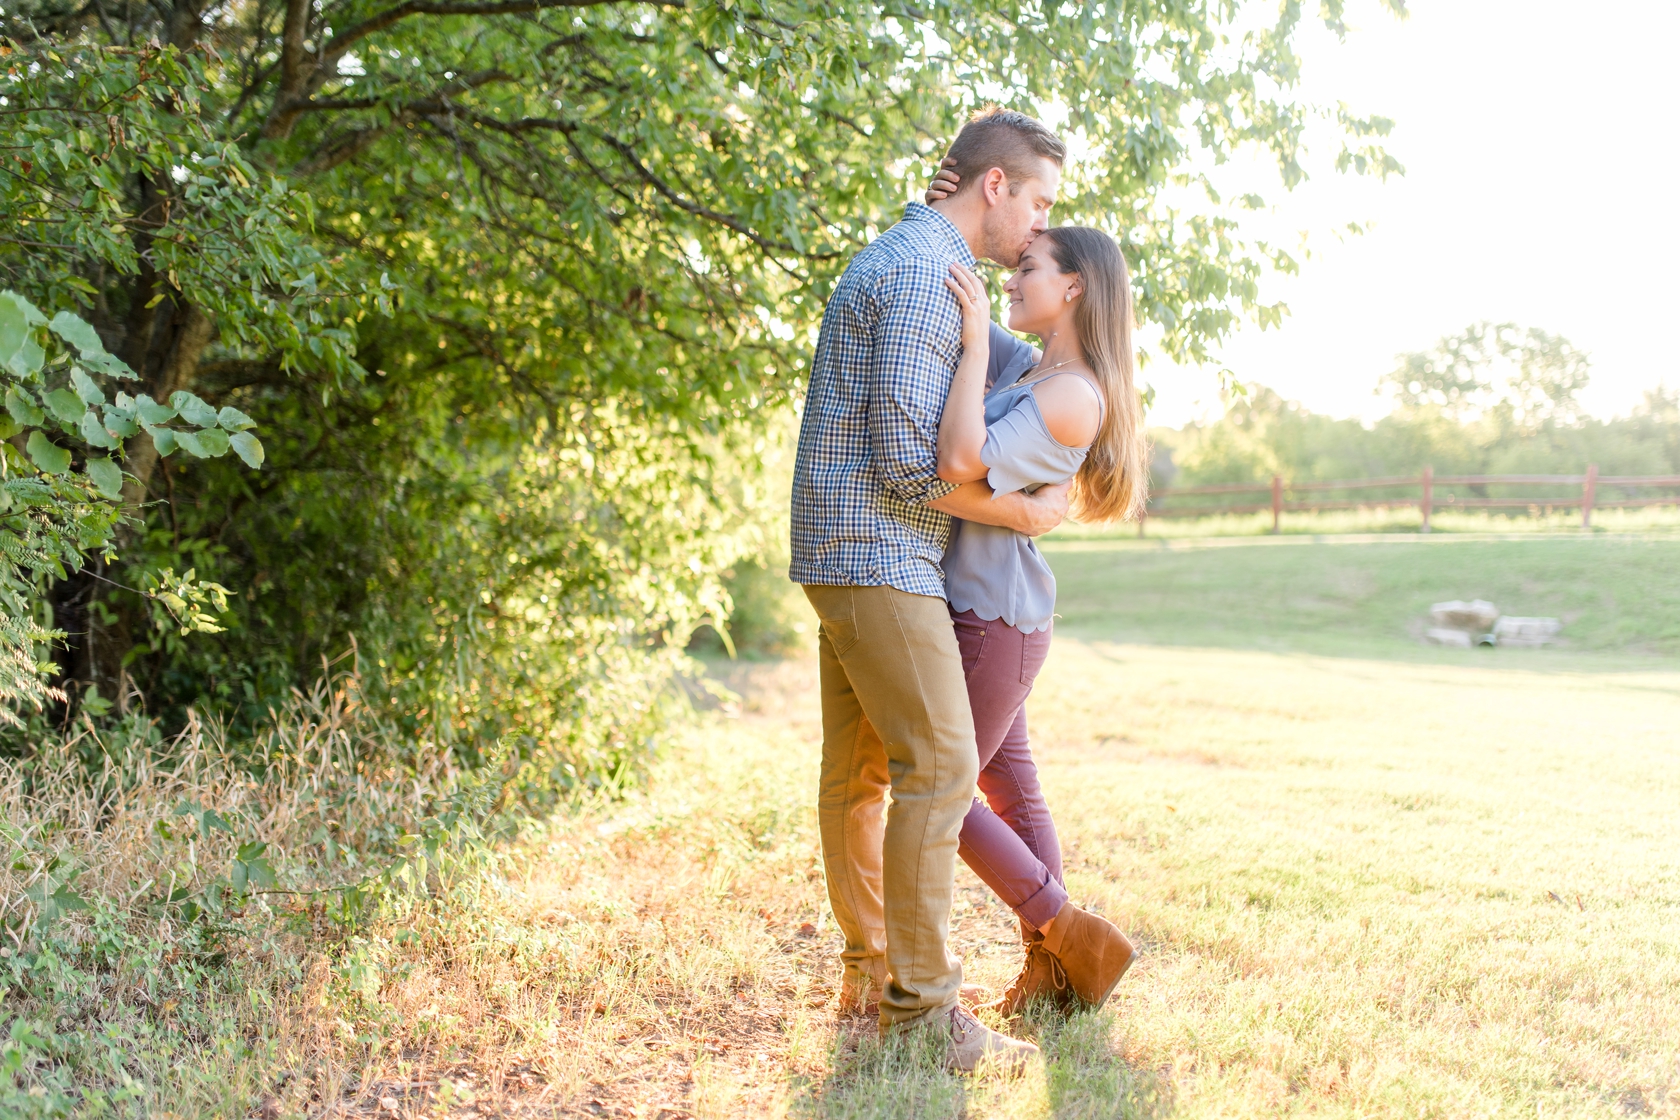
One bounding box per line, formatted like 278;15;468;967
1017;878;1070;933
842;955;887;985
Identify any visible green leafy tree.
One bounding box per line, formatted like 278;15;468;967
1383;322;1593;434
4;0;1404;789
0;290;258;721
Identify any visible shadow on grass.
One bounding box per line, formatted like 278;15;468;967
1037;1009;1172;1119
792;1008;1171;1120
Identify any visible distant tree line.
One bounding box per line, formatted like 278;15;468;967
1155;323;1680;491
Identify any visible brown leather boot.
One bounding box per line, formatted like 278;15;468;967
1040;902;1134;1010
982;930;1073;1018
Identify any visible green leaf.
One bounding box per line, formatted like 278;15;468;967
8;336;45;379
232;842;278;890
50;883;89;913
134;395;177;425
170;391;220;428
175;427;230;458
26;432;71;475
85;457;123;498
0;290;45;326
244;857;277;890
44;388;86;424
103;406;139;438
230;431;265;469
0;292;33;369
71;368;106;407
79;411;117;449
46;311;101;353
150;427;179;457
6;387;45;427
217;405;257;431
200;809;234;835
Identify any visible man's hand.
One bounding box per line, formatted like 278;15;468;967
1013;480;1071;537
929;479;1071;537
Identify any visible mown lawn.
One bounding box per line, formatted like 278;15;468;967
1046;532;1680;659
232;534;1680;1119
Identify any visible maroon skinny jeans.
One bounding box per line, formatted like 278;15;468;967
950;607;1068;932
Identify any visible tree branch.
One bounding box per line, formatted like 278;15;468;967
320;0;659;69
288;70;514;174
262;0;315;138
592;128;841;260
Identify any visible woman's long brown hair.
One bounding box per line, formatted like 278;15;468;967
1036;226;1149;522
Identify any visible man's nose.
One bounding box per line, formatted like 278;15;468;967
1032;213;1050;233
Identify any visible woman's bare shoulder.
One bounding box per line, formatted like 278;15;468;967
1031;373;1103;448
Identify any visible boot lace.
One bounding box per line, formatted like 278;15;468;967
1044;948;1069;993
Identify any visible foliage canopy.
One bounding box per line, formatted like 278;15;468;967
2;0;1401;790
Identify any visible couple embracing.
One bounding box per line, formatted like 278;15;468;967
788;107;1149;1071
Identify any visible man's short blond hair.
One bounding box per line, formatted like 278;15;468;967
942;107;1067;196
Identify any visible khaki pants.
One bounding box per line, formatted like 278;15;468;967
803;584;978;1026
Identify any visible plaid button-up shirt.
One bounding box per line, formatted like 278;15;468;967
789;203;973;597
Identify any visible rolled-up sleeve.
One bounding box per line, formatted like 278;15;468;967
867;260;962;507
987;322;1036;390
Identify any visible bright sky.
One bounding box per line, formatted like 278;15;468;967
1140;0;1680;429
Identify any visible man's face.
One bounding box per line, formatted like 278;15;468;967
980;157;1060;267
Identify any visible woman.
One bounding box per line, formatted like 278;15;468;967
937;224;1150;1016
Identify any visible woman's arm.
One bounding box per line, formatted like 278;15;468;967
937;263;992;484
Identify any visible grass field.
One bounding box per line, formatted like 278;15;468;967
1047;532;1680;660
226;534;1680;1119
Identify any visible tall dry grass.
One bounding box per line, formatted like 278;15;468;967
0;665;514;1117
2;667;469;935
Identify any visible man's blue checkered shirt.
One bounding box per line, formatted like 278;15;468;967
789;203;974;597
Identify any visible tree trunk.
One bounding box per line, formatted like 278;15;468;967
55;298;214;707
120;300;213;510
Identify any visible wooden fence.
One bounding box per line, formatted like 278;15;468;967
1140;466;1680;533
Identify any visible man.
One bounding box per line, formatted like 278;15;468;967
788;107;1070;1071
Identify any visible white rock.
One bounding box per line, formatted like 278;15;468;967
1493;616;1561;647
1430;599;1500;631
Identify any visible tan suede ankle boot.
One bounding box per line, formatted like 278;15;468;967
1040;902;1134;1010
982;928;1073;1018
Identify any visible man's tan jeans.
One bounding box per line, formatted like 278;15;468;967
803;584;979;1027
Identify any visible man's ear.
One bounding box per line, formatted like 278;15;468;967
980;167;1009;206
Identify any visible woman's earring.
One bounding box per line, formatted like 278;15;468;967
1064;292;1072;302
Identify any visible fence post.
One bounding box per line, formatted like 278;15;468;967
1271;475;1282;534
1582;463;1597;529
1420;465;1433;534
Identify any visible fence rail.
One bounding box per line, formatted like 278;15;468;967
1141;465;1680;533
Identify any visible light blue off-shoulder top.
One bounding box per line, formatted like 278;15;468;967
942;323;1098;633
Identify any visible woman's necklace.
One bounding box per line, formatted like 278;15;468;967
1023;356;1080;384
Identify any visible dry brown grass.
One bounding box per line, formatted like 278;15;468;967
243;658;1071;1119
275;637;1680;1119
13;626;1680;1118
2;670;458;940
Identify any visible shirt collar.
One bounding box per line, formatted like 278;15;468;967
901;201;977;268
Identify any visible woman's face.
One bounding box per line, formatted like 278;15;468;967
1002;236;1077;338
